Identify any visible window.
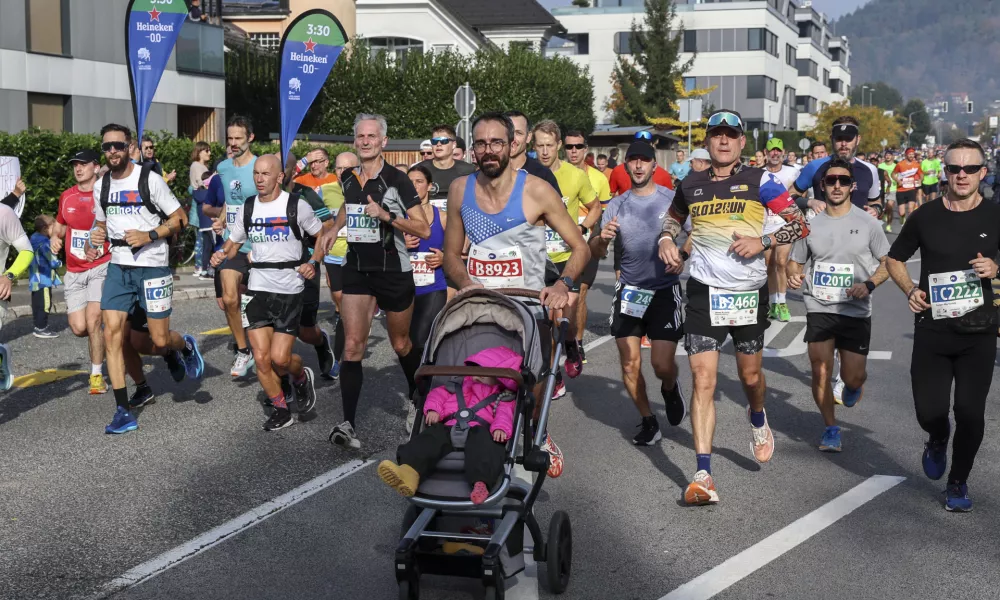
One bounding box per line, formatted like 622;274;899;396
221;0;290;16
28;93;69;132
796;58;818;80
249;32;281;51
829;79;844;95
683;30;697;53
27;0;69;56
615;31;642;54
785;43;796;67
747;28;777;57
567;33;589;55
830;47;841;62
822;69;829;86
177;21;225;75
747;75;778;101
367;37;424;61
795;95;818;114
683;77;697;92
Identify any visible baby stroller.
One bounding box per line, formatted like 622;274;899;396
394;288;572;599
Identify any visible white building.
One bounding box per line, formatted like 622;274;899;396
547;0;851;134
794;2;851;131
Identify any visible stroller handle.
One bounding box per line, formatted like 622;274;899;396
415;365;524;387
497;288;541;300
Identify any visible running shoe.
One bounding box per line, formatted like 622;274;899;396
884;224;893;233
263;407;293;431
552;378;567;399
640;336;651;349
293;367;317;414
316;329;335;380
0;343;12;392
330;420;361;449
182;335;204;379
329;360;341;380
922;437;948;481
632;416;661;446
747;406;775;463
89;374;109;395
832;377;845;406
663;382;687;426
819;425;842;452
767;305;778;321
775;303;791;323
231;350;255;378
540;433;564;478
945;483;973;512
579;342;587;365
841;385;863;408
165;351;186;383
564;340;583;378
684;470;719;505
128;386;155;409
374;307;384;319
105;406;138;434
32;327;58;339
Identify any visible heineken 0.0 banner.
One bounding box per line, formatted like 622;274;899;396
278;10;347;159
125;0;186;141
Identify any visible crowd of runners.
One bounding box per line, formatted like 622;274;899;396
4;108;999;513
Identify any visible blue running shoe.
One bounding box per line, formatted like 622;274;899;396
182;335;205;379
0;343;13;391
329;360;341;380
105;406;138;434
841;385;863;408
945;483;973;512
165;351;185;383
922;438;948;480
819;425;842;452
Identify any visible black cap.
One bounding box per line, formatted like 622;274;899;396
831;123;859;139
625;141;655;161
69;149;101;164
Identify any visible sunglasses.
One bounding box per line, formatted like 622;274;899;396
421;151;433;156
944;164;984;175
634;131;653;141
710;129;742;140
564;143;587;150
102;141;128;153
823;174;853;187
431;137;454;146
707;112;743;130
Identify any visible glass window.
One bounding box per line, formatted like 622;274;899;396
748;28;778;56
570;33;589;55
615;31;641;54
27;0;68;55
823;69;829;86
747;75;777;101
786;44;796;67
796;59;818;79
683;30;697;53
28;93;68;132
177;21;225;76
684;77;697;92
367;37;424;61
249;32;281;51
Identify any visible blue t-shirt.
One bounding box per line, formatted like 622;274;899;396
793;156;882;210
668;160;691;181
601;185;678;290
192;187;215;229
216;156;257;252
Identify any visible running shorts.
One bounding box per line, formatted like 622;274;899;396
579;253;600;288
245;290;303;336
324;262;344;293
683;277;769;355
64;262;109;314
215;252;250;298
301;270;321;329
342;266;415;313
544;260;582;293
897;190;919;204
804;313;871;356
609;281;684;342
101;264;174;319
921;183;938;196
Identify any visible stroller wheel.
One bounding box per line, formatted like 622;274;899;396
484;583;505;600
398;578;419;600
546;511;572;594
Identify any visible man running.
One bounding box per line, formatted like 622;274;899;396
886;139;1000;512
761;138;802;323
0;194;32;390
608;133;674;196
563;129;610;365
212;154;321;430
892;147;923;225
921;149;944;205
658;109;809;505
323;114;430;450
501;111;562;193
443;111;590;479
787;157;891;452
878;150;898;232
48;149;111;394
419;124;476;212
589;140;685;445
88;124;204;434
668;149;691;185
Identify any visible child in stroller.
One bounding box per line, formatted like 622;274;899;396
378;346;523;504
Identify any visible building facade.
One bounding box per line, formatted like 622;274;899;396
0;0;226;141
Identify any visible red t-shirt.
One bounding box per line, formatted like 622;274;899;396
57;185;111;273
608;164;675;195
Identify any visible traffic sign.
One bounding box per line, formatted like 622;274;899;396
798;138;811;151
454;83;476;119
990;116;998;129
752;128;759;140
880;138;888;147
456;120;470;146
677;99;703;124
906;128;914;135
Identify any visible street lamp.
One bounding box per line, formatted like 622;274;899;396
907;109;924;147
868;88;875;108
862;85;869;107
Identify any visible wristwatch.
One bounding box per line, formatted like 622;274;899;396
148;229;159;241
579;224;588;236
760;235;772;251
558;276;574;289
864;280;876;294
4;272;14;282
308;259;319;269
387;213;397;224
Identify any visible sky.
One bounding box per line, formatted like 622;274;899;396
537;0;871;20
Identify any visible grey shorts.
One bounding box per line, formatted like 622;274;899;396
64;262;109;314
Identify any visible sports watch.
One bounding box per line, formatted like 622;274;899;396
148;229;159;242
558;276;574;289
760;235;772;251
864;280;876;294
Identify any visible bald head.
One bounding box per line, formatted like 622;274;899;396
253;154;284;200
334;151;360;180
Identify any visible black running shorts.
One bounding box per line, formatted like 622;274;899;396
300;270;321;329
897;190;919;204
683;278;769;355
544;260;582;293
610;282;684;341
804;312;871;356
342;266;415;313
579;254;600;288
245;290;302;336
215;252;250;298
325;262;344;293
921;183;938;196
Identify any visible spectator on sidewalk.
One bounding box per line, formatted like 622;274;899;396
1;178;25;211
192;170;216;281
29;215;61;339
189;141;212;276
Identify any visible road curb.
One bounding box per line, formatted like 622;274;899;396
8;286;216;319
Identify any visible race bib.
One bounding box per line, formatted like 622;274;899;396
346;204;380;243
226;203;239;227
929;269;983;320
467;245;525;289
431;199;447;212
811;262;854;302
621;286;653;318
545;227;569;255
69;228;102;260
143;275;173;314
709;287;759;327
410;252;436;287
240;293;252;328
331;207;347;239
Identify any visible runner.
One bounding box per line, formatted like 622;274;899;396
294;147;338;191
786;157;891;452
418;124;476;212
668;149;691;185
892;147;923;225
48;149;111;394
878;150;898;232
608;133;674;196
320;151;360;380
657;109;809;505
0;196;32;391
885;139;999;512
322;113;431;450
589;140;685;445
921;149;944;205
88;123;204;434
119;301;188;411
442;111;590;480
212;154;321;430
501;111;562;194
563;129;611;365
761;138;803;323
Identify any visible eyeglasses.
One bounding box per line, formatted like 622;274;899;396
102;141;128;153
710;129;742;140
634;131;653;141
309;158;328;166
564;143;587;150
944;164;984;175
431;137;454;146
707;112;743;130
823;174;853;187
334;166;352;172
473;139;507;153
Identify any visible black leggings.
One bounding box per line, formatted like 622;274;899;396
397;423;506;486
911;327;996;483
409;290;447;352
200;231;214;272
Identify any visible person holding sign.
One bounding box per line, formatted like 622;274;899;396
786;158;891;453
886;139;1000;512
588;141;685;447
658;109;809;505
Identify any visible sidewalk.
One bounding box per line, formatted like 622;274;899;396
6;266;215;319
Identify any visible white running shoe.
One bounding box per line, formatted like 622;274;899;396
231;351;254;377
832;377;845;406
330;420;361;449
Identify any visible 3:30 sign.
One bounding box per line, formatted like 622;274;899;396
306;24;331;37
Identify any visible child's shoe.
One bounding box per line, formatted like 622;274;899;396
378;460;420;497
470;481;490;504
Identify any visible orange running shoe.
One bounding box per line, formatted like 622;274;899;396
684;470;719;505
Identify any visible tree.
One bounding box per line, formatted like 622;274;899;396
607;0;693;125
807;100;905;154
849;81;903;111
646;79;717;149
900;99;931;146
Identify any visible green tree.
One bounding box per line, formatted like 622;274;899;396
900;99;931;146
607;0;693;125
807;101;905;155
849;81;904;111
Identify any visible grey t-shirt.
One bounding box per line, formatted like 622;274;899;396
790;204;890;318
602;185;678;290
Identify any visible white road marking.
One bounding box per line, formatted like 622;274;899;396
659;474;906;600
97;460;373;597
869;351;893;360
584;335;613;352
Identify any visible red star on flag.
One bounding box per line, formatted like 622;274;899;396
304;37;317;52
149;7;161;21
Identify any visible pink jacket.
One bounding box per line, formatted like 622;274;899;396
423;346;523;438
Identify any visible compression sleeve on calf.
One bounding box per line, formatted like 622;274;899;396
5;249;34;278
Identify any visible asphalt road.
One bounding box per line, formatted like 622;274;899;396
4;256;1000;600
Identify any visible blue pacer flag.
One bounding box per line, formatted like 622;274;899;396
125;0;186;141
278;10;347;157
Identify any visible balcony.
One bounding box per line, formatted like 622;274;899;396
222;0;290;17
176;20;225;77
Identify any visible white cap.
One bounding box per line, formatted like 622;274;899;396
419;139;432;150
690;148;710;160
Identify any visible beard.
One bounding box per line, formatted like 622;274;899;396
479;152;510;178
108;154;129;175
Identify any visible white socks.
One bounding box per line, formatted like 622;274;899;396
92;363;103;376
770;293;786;304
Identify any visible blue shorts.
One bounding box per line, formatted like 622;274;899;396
101;263;174;319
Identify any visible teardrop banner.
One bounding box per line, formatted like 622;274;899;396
278;10;348;160
125;0;187;141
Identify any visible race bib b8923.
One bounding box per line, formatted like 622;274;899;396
468;245;524;289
